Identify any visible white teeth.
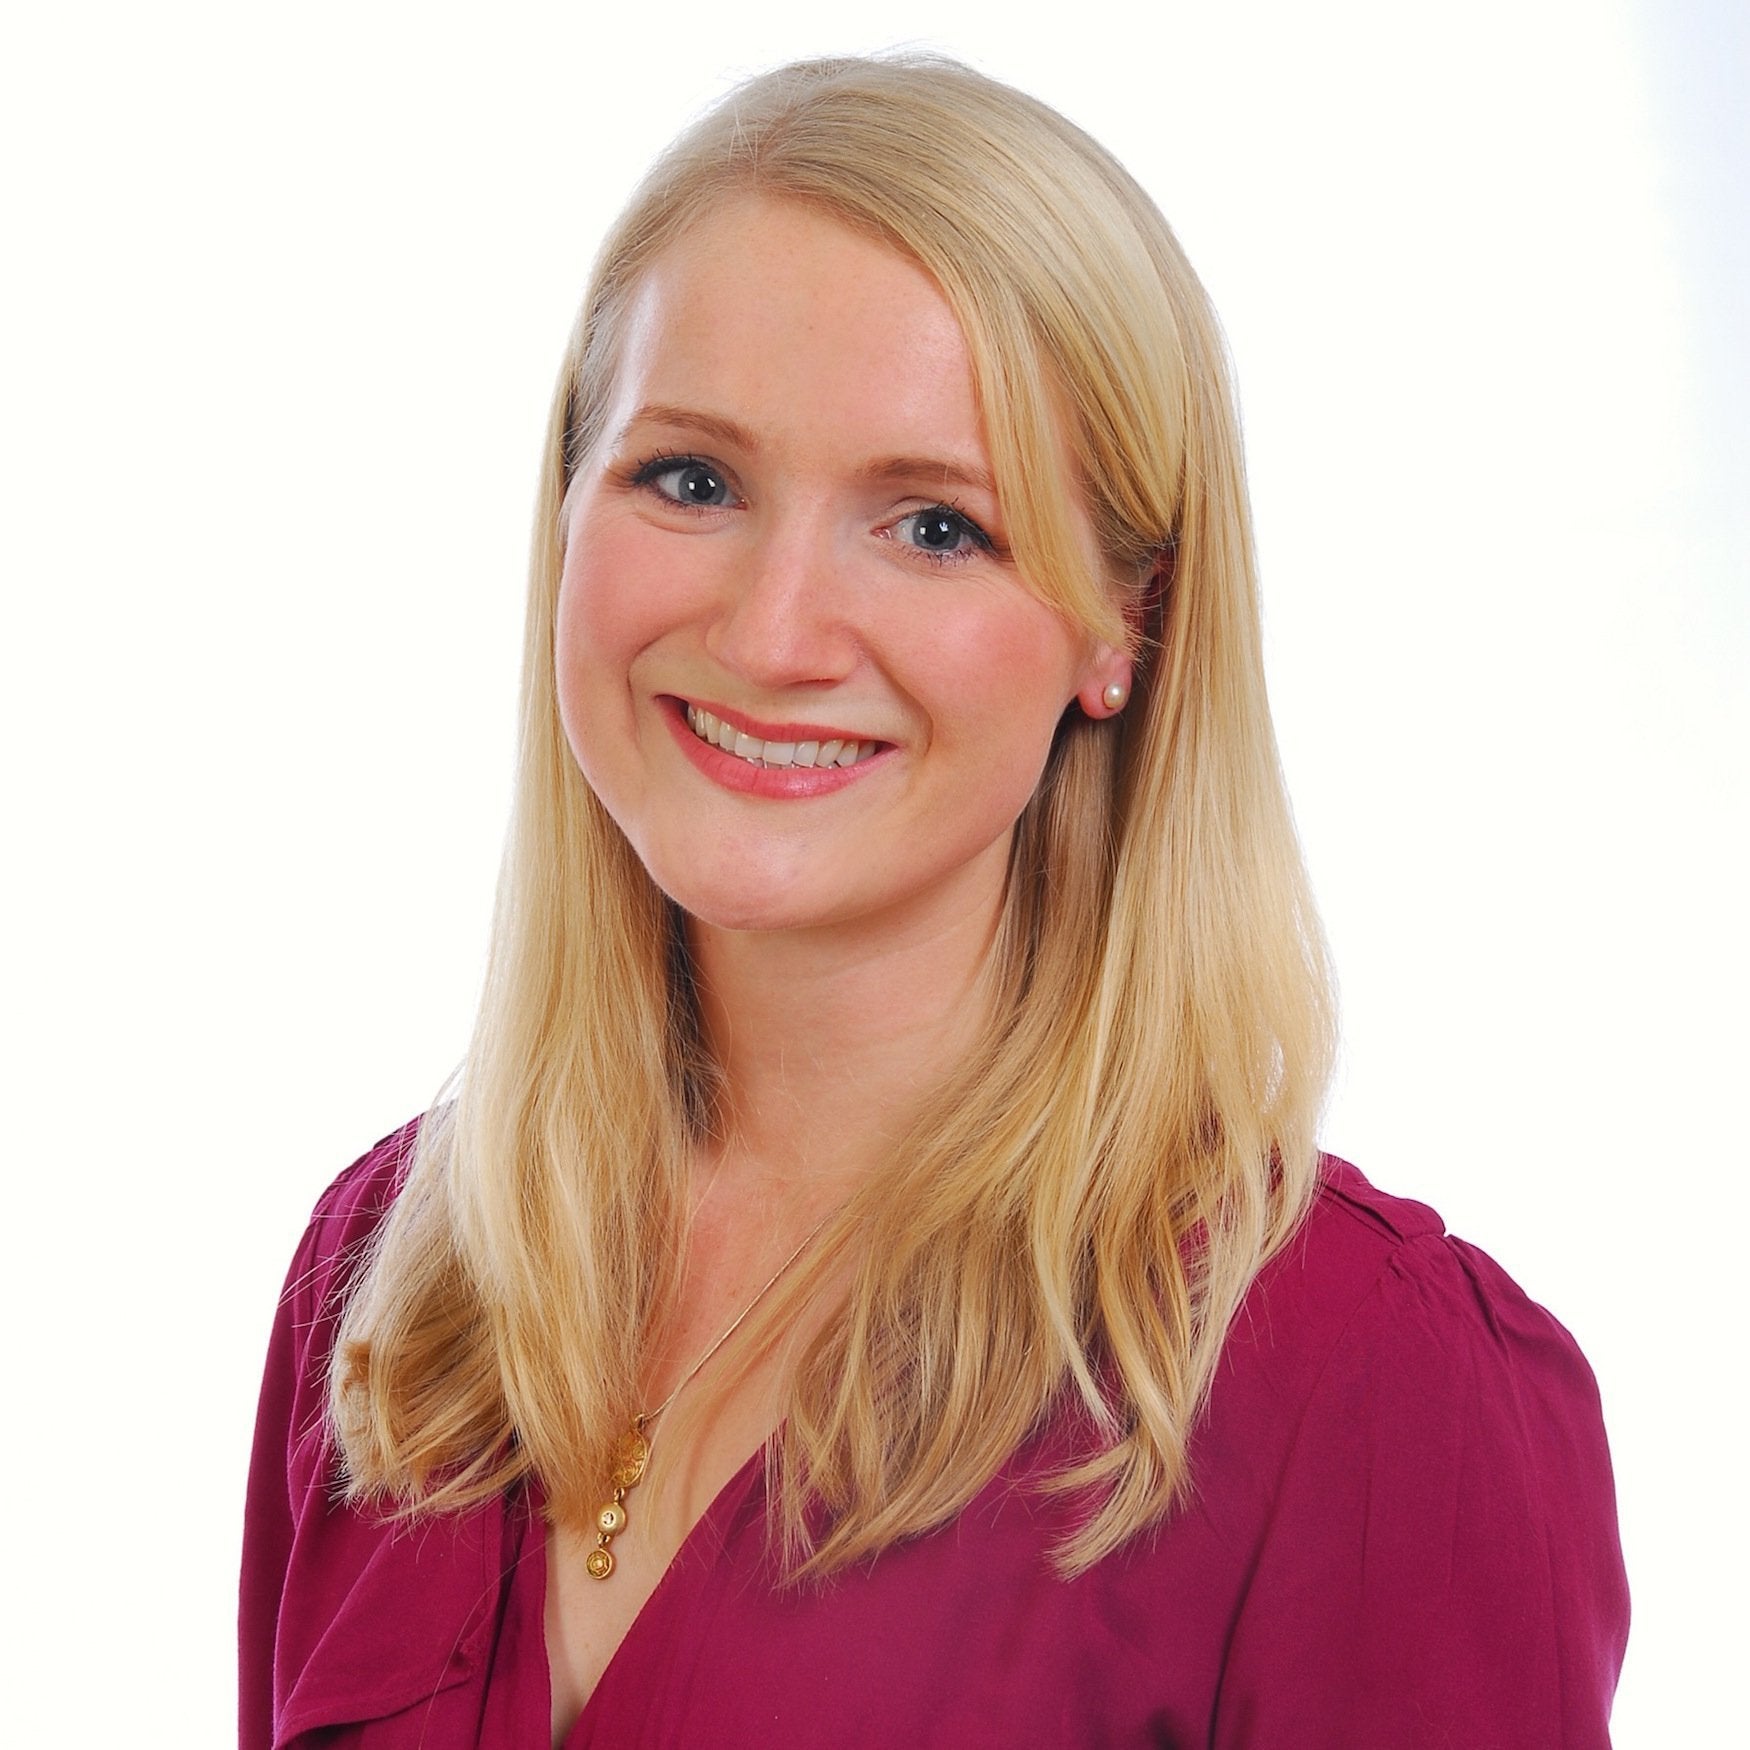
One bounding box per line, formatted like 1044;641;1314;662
685;704;876;771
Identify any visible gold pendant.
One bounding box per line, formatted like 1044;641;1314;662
586;1422;651;1580
612;1426;650;1487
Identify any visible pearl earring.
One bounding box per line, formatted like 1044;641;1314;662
1102;682;1128;712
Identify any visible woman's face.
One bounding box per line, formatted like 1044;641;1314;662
556;195;1128;941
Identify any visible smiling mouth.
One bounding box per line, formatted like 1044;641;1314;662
684;703;883;770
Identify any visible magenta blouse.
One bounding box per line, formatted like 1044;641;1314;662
241;1124;1628;1747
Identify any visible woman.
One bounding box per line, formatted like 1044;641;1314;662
241;53;1628;1748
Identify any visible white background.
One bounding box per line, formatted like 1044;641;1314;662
5;0;1742;1740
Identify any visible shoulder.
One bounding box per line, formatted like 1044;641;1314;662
1276;1150;1454;1308
280;1116;423;1332
250;1115;427;1512
308;1114;424;1259
241;1115;514;1747
1298;1155;1606;1428
1217;1153;1621;1534
1196;1155;1629;1744
1222;1153;1598;1400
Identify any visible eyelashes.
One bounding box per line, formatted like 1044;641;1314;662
628;452;739;509
618;451;1003;568
885;504;995;562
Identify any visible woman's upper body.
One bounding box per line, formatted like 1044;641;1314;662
242;52;1629;1750
242;1122;1628;1748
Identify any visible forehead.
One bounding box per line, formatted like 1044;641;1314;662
607;196;988;465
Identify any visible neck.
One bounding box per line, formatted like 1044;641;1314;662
687;875;1006;1202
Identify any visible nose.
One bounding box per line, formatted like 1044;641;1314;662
703;514;859;692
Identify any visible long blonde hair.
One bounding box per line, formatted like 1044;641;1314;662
332;52;1334;1577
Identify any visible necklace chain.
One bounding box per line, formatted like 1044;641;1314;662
584;1212;832;1580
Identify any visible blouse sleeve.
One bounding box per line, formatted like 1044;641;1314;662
237;1125;417;1749
1213;1232;1630;1749
238;1208;326;1749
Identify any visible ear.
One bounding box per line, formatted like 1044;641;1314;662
1075;641;1134;720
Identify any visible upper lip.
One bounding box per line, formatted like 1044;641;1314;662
670;695;889;747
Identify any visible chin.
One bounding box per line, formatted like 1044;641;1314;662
674;901;858;943
638;843;830;937
667;865;920;941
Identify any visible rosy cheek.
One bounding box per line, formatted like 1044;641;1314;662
928;604;1079;745
557;521;647;678
562;508;704;658
554;535;641;775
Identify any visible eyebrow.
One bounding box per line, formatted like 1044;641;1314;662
859;455;998;499
618;403;760;454
618;403;998;500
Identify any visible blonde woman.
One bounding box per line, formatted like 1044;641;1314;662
241;54;1627;1749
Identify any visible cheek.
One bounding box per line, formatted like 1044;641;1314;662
922;598;1084;775
557;515;641;670
553;559;602;770
553;523;654;788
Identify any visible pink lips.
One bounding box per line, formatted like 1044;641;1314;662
660;696;893;799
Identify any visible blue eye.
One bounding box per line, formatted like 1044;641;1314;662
634;456;735;508
895;505;991;558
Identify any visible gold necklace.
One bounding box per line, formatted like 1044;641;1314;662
584;1214;831;1580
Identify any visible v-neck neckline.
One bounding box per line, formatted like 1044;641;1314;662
541;1441;770;1746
